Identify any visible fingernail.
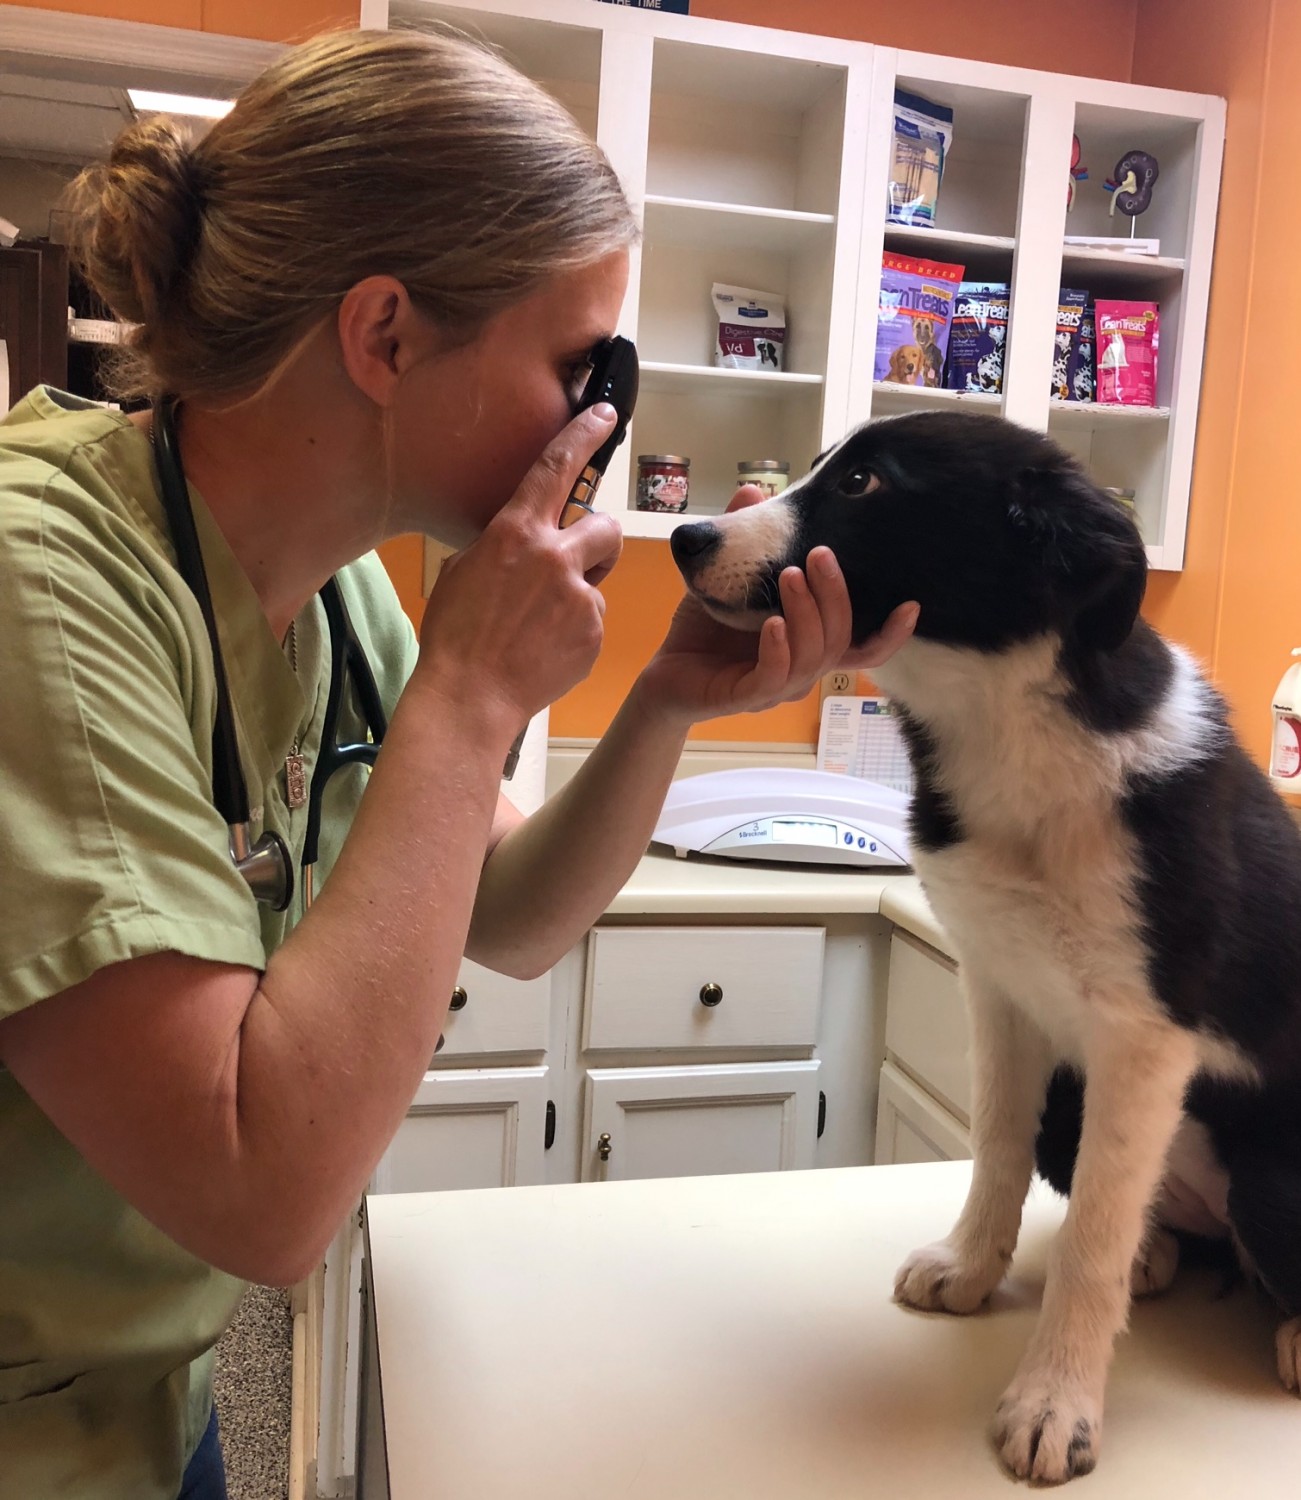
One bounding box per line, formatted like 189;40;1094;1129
906;604;921;626
814;550;838;577
592;402;617;423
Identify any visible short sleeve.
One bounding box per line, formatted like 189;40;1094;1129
0;465;267;1019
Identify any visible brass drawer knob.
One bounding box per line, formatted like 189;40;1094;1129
450;985;468;1011
597;1132;613;1162
699;982;723;1008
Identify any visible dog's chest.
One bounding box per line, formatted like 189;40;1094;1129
915;799;1149;1057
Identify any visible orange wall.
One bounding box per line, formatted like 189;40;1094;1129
7;0;357;43
1131;0;1299;767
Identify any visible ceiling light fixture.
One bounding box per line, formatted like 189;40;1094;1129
126;88;234;120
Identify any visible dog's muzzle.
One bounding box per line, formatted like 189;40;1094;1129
669;520;721;576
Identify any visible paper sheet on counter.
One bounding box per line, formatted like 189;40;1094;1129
816;695;913;793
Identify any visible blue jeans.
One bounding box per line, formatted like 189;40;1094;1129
177;1405;227;1500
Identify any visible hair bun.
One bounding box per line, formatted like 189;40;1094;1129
67;113;206;328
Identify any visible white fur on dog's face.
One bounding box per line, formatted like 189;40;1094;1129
679;495;800;628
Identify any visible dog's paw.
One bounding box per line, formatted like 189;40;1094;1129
992;1377;1102;1485
893;1239;1007;1315
1129;1226;1179;1299
1277;1318;1301;1393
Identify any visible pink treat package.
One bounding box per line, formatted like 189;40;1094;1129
1095;300;1159;406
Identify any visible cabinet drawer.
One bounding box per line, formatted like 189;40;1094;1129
885;931;971;1122
435;958;550;1061
584;926;824;1052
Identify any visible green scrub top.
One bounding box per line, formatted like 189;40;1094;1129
0;387;418;1499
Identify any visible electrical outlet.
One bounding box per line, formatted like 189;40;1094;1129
819;669;856;707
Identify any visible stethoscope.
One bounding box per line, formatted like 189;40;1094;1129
152;398;388;913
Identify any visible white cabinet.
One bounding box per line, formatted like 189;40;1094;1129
391;0;1221;567
583;924;824;1052
874;930;973;1166
371;1066;549;1193
583;1060;821;1181
876;1060;971;1166
859;52;1224;570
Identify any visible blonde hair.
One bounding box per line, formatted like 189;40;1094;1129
64;27;637;404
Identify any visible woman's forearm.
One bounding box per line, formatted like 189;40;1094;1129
467;676;691;977
234;673;519;1277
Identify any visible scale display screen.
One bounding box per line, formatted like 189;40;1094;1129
770;818;838;847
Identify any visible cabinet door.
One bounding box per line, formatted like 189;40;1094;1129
371;1066;550;1194
583;1061;820;1182
885;930;971;1122
874;1060;971;1166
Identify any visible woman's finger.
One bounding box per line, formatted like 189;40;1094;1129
776;567;825;687
803;547;854;668
724;483;769;515
732;613;790;708
844;602;920;669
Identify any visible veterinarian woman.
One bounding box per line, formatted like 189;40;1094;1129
0;28;915;1500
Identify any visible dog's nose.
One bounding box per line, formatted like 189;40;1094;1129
670;521;721;569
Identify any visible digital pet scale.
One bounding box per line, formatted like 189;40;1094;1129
651;768;912;869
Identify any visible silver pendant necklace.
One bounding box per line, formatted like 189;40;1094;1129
285;618;308;810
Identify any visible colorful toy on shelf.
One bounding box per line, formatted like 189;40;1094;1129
1105;149;1159;236
1067;134;1088;211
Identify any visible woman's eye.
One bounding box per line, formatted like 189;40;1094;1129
837;469;881;498
565;361;593;401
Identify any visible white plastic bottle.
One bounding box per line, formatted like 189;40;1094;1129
1268;647;1301;797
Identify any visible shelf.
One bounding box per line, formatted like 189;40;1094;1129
640;362;825;396
1048;399;1171;428
883;224;1016;255
871;382;1002;413
1060;245;1186;285
644;195;835;254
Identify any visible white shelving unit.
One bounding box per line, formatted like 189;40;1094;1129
856;51;1224;570
386;0;1223;566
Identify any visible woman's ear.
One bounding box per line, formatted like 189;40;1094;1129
336;276;427;407
1009;462;1147;652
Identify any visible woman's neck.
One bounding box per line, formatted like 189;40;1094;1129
136;345;389;641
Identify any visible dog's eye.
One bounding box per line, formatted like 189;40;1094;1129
837;469;881;498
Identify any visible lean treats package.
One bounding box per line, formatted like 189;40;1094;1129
1096;300;1159;406
1050;289;1090;401
712;284;786;371
887;89;955;228
875;252;965;387
1068;305;1096;402
944;282;1009;393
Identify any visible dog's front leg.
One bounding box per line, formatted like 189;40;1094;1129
895;986;1051;1314
992;1020;1197;1484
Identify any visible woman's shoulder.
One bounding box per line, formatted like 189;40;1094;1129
0;387;165;550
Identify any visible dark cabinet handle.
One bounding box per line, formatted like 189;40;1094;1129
699;982;723;1008
450;985;468;1011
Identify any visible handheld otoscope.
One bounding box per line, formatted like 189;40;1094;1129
502;334;640;780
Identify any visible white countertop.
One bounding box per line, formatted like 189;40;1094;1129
613;848;954;958
362;1161;1297;1498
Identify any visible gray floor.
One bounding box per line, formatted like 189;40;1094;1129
213;1285;294;1500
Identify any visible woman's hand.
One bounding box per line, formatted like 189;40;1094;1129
415;405;624;729
637;536;919;729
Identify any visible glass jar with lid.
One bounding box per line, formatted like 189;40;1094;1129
636;455;690;513
736;459;790;498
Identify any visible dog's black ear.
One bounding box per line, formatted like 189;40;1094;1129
1009;462;1147;652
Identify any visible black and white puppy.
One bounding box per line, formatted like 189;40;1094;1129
670;411;1301;1485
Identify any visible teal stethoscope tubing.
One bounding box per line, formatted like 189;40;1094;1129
151;397;387;913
